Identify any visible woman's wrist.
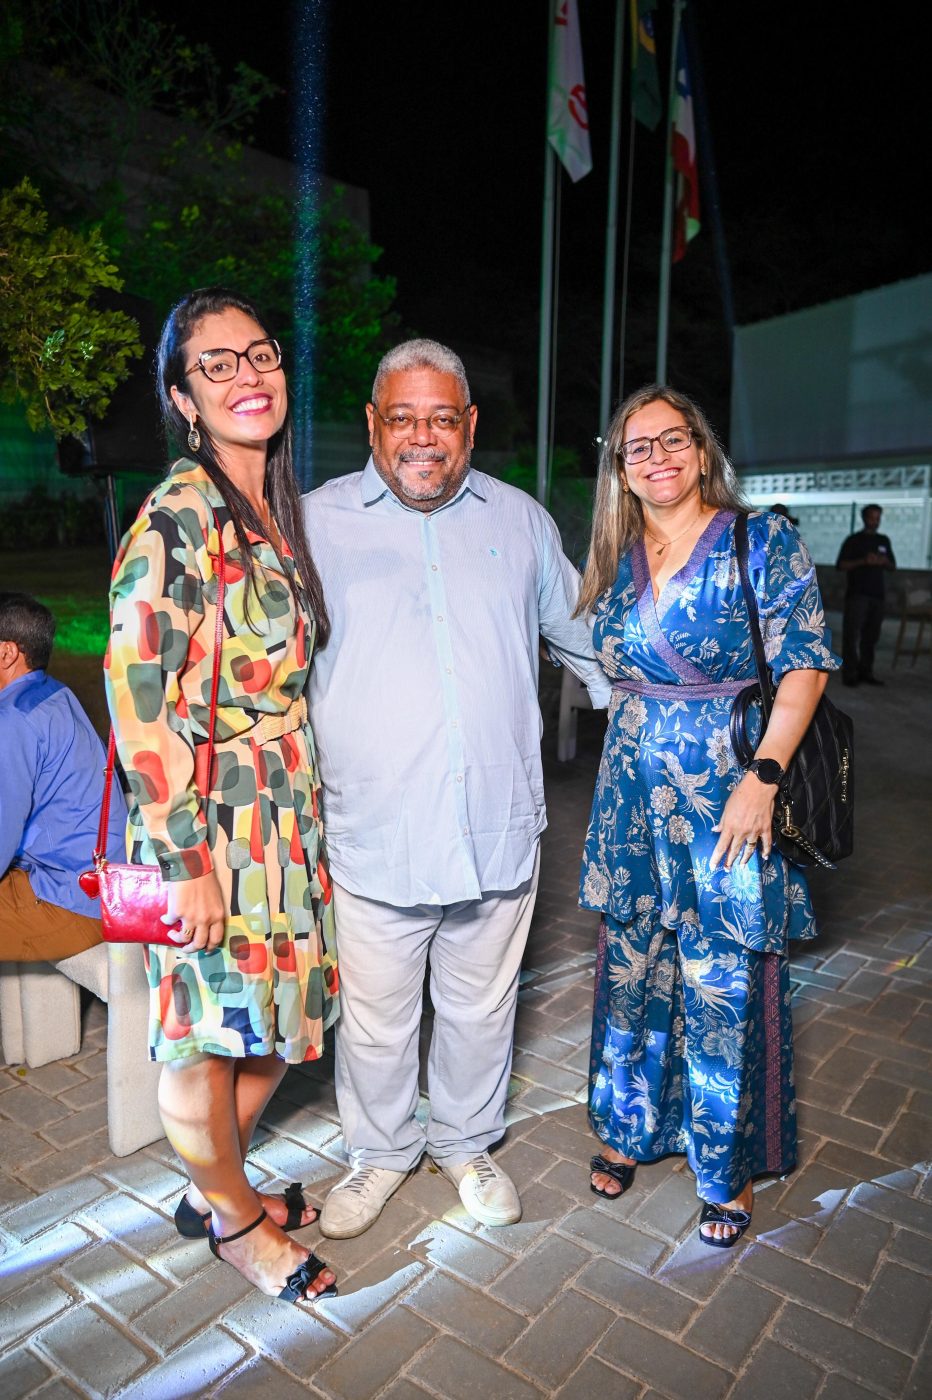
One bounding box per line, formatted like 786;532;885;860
746;757;785;786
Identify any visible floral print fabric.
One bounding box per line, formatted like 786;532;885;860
580;510;839;952
590;914;796;1201
580;510;838;1196
106;460;338;1063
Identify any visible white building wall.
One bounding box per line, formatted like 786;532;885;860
740;466;931;568
731;274;932;467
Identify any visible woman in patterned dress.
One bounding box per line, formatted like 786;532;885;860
575;385;838;1246
106;289;339;1301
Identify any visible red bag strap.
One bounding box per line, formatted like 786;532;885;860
94;509;227;862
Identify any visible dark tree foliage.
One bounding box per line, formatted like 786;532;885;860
0;0;398;423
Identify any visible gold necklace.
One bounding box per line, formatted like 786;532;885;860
643;507;706;557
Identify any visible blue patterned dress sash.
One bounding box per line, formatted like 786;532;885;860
611;676;751;701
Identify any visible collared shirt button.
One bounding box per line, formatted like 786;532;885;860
445;667;452;674
437;614;444;622
456;773;463;783
451;719;458;728
431;564;438;571
463;826;469;835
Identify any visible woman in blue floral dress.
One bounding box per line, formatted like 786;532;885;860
575;385;838;1246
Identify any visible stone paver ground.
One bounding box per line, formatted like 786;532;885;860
1;619;930;1399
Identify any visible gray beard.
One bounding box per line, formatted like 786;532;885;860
376;446;472;510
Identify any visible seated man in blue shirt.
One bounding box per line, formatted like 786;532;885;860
304;339;611;1238
0;592;126;961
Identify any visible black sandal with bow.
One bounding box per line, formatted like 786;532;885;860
208;1209;337;1303
174;1181;316;1238
697;1200;752;1248
589;1153;637;1199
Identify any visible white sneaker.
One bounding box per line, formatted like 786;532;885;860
435;1152;522;1227
319;1165;409;1239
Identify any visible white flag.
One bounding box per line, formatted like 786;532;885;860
547;0;592;182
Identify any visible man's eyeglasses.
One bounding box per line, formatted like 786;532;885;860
186;339;283;383
373;405;471;438
618;425;693;465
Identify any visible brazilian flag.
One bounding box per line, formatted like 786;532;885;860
631;0;662;131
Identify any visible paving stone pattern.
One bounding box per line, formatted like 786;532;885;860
1;628;930;1398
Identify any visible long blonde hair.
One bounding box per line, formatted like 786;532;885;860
574;384;747;616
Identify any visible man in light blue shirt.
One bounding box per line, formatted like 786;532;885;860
0;593;126;961
303;339;610;1238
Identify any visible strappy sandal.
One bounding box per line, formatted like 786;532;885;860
174;1194;211;1238
174;1182;315;1238
589;1153;637;1199
208;1209;337;1303
698;1200;752;1248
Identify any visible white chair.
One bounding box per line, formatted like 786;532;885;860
557;666;594;762
0;943;163;1157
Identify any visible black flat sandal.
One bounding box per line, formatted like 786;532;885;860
174;1182;315;1238
589;1153;637;1199
697;1200;752;1248
208;1209;337;1303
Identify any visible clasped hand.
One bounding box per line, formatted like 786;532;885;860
160;870;226;953
710;773;775;871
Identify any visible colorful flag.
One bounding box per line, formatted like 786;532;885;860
672;25;700;261
548;0;592;182
630;0;661;131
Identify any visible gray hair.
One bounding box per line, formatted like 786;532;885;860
371;338;470;407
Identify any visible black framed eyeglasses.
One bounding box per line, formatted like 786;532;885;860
372;404;471;437
618;425;693;465
186;338;283;383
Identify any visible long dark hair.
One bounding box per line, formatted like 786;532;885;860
156;286;330;647
575;383;747;616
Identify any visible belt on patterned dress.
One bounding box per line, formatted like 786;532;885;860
611;676;754;701
213;694;309;746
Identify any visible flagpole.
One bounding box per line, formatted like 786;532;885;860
620;0;661;403
655;0;684;384
598;0;626;432
683;1;735;341
537;155;557;507
617;105;637;403
536;1;558;506
547;172;563;505
539;0;591;502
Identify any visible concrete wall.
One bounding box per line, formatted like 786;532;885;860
731;274;932;468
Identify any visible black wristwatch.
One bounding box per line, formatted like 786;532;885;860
747;758;785;786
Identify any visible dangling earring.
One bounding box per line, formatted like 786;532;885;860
700;468;707;493
621;474;630;495
187;415;201;452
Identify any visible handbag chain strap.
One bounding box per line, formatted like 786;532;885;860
734;513;774;728
93;509;227;864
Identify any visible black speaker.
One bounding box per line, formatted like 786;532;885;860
57;292;165;477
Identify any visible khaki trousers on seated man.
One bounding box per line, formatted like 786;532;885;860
0;867;103;962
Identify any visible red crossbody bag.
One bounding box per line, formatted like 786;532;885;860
78;513;226;945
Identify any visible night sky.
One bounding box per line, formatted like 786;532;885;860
186;1;926;453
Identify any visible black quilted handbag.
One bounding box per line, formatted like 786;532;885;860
730;515;854;870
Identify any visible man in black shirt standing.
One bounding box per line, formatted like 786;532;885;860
836;504;896;686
